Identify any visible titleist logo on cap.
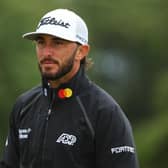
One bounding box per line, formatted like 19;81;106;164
37;16;71;29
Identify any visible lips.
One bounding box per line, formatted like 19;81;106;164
43;60;55;64
40;59;58;65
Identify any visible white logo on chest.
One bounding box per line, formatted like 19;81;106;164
18;128;31;139
56;133;77;146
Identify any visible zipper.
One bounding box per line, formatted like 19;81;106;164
46;108;51;120
41;89;55;166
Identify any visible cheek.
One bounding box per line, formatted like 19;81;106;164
36;49;42;62
36;54;41;63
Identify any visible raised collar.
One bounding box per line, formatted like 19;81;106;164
42;66;91;101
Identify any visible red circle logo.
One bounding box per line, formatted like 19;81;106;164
58;88;73;99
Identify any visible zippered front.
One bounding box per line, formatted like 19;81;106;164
41;88;55;167
14;68;97;168
1;65;139;168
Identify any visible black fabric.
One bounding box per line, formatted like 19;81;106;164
0;67;139;168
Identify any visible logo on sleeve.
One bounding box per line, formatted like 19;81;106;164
111;146;135;154
56;133;77;146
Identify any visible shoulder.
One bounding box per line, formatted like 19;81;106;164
90;83;130;124
91;83;119;109
9;85;42;127
12;85;42;114
80;81;125;117
17;85;42;104
90;83;133;135
81;80;120;112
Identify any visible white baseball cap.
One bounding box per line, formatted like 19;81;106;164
22;9;88;45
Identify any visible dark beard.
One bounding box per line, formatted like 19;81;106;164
38;45;79;81
38;60;74;81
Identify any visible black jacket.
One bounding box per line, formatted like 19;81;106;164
0;67;139;168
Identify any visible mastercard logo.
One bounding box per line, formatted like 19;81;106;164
58;88;73;99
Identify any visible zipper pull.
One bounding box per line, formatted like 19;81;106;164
46;109;51;120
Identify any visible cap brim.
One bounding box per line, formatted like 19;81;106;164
23;32;79;44
22;30;87;45
22;32;55;40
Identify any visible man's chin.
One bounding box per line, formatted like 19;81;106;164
42;69;68;81
42;73;59;81
40;62;74;81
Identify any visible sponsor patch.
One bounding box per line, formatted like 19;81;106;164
111;146;135;154
18;128;31;139
56;133;77;146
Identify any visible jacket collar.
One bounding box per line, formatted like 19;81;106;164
42;65;91;101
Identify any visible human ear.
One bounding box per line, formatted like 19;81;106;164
75;44;90;61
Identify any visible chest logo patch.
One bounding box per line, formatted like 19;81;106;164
58;88;73;99
18;128;31;139
56;133;77;146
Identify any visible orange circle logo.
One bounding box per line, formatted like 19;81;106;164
58;88;73;99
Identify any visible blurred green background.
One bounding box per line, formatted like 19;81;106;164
0;0;168;167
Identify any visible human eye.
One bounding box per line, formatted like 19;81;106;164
53;39;64;46
34;37;46;47
36;39;45;45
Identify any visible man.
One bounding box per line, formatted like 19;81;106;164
0;9;139;168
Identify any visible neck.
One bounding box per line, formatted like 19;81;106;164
49;63;80;88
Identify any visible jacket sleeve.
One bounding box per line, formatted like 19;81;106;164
0;100;21;168
95;100;139;168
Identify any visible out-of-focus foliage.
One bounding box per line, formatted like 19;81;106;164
0;0;168;167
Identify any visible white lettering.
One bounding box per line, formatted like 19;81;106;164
56;133;77;146
18;128;31;139
111;146;135;154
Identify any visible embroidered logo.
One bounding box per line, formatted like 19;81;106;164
56;133;77;146
58;88;73;99
111;146;135;154
37;16;71;29
76;34;87;44
18;128;31;139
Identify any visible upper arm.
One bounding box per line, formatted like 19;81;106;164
95;102;139;168
0;99;21;168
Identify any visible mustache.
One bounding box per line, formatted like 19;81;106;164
40;58;59;64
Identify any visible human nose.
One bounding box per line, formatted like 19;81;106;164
42;44;54;57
